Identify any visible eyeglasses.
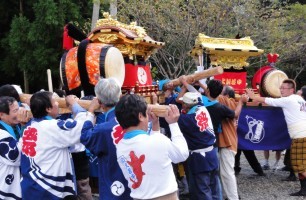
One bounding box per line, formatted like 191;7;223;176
279;87;293;90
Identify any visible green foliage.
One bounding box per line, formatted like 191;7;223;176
264;3;306;86
1;0;93;92
150;65;159;80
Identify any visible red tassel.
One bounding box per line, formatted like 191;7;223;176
63;25;74;50
267;53;279;63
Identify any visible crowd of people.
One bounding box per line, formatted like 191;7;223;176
0;77;306;200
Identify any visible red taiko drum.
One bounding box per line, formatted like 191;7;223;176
60;43;125;92
252;67;288;98
261;69;288;97
251;66;273;90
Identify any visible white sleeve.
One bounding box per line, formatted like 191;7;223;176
167;122;189;163
149;130;161;135
265;97;289;108
186;84;199;93
50;112;95;148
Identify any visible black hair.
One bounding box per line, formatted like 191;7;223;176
115;94;147;129
30;91;53;118
207;79;223;98
53;89;66;98
193;85;200;91
223;85;235;99
301;86;306;101
0;84;20;102
283;79;296;92
0;96;16;115
80;95;94;100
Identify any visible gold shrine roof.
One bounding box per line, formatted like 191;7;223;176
88;12;165;60
189;33;264;69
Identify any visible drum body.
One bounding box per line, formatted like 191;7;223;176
251;66;272;90
123;61;153;88
60;43;125;92
252;67;288;98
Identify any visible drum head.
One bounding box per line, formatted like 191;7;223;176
104;47;125;87
261;69;288;98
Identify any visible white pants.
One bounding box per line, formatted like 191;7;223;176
219;148;239;200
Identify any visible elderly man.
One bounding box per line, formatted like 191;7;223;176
0;96;22;200
81;78;132;200
246;79;306;196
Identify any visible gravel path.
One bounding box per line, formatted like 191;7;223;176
179;150;304;200
235;150;303;200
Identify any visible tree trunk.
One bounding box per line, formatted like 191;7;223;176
24;71;29;93
110;0;117;19
20;0;29;93
91;0;100;31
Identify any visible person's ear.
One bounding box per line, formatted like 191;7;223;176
0;112;4;120
46;107;52;114
100;103;107;112
138;112;146;122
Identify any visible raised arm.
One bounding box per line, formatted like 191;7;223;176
234;94;249;118
245;88;266;103
165;104;189;163
147;93;160;132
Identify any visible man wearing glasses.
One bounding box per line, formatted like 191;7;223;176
246;79;306;196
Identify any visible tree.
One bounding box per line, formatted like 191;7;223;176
116;0;306;88
0;0;29;87
1;0;92;93
116;0;270;79
266;3;306;86
1;0;305;91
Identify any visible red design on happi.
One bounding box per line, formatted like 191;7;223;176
128;151;145;189
112;124;125;145
195;111;209;132
22;127;38;157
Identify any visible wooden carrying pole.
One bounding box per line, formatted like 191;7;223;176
19;66;222;118
47;69;53;92
165;66;223;88
19;93;267;120
19;94;169;117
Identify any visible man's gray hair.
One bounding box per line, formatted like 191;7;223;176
95;78;122;107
